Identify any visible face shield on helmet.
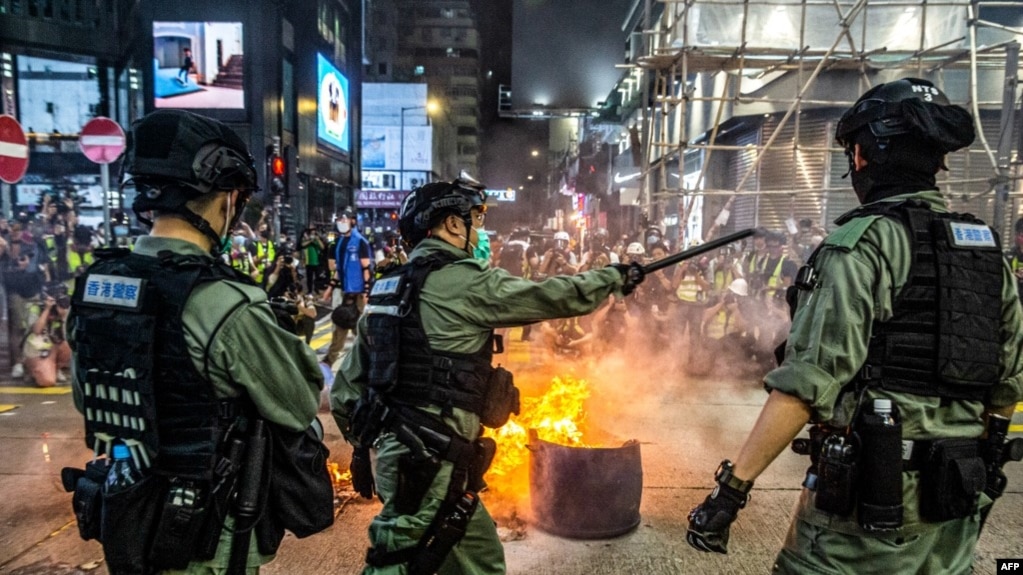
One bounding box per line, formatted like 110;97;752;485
398;175;488;249
553;231;571;251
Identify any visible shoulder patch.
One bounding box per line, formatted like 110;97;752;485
80;274;144;309
824;215;883;250
947;221;997;249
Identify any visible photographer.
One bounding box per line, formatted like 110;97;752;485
23;283;71;388
538;230;578;277
266;253;300;299
300;226;326;293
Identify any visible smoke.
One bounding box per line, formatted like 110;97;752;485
483;298;791;531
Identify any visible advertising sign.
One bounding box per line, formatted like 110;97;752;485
317;53;350;152
361;126;432;171
356;189;406;209
153;22;245;109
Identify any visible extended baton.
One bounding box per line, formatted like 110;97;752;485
641;228;756;275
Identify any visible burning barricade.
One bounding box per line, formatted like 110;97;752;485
483;374;642;539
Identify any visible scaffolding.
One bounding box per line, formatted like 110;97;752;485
627;0;1022;242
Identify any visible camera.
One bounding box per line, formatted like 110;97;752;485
283;255;294;266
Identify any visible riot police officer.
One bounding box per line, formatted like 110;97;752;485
686;78;1023;572
330;176;644;575
66;110;327;574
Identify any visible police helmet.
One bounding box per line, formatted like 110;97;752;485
398;175;487;248
125;110;258;206
626;242;645;256
835;78;974;155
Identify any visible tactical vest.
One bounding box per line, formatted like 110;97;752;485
71;248;248;480
365;252;494;415
847;201;1004;401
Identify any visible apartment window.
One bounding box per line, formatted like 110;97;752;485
440;27;452;38
378;62;388;76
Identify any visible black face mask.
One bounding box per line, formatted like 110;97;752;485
848;137;940;205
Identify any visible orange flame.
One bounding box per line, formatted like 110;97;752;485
483;375;590;495
327;461;350;489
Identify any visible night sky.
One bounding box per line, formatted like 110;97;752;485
510;0;635;110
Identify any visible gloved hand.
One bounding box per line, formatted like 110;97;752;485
686;460;753;554
612;262;645;296
350;446;375;499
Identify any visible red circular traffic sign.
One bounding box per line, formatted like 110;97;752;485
0;114;29;184
79;117;126;164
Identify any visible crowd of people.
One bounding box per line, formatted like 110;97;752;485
486;222;823;378
18;79;1023;575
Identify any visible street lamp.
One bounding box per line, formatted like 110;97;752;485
399;99;440;191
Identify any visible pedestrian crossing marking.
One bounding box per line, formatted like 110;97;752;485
310;322;334;352
0;404;18;413
0;386;72;395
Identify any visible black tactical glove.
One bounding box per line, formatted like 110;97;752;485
612;262;645;296
687;460;753;554
350;446;375;499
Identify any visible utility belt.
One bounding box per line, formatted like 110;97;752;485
62;446;243;573
351;393;497;575
61;419;278;575
792;413;997;531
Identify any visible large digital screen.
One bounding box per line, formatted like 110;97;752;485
153;21;245;109
317;53;350;152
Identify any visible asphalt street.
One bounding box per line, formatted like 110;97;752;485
1;325;1021;575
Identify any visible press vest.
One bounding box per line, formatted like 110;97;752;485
675;273;703;303
763;255;788;299
846;201;1003;401
364;252;494;415
71;249;246;480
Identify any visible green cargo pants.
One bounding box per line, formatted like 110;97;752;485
364;433;506;575
772;513;981;574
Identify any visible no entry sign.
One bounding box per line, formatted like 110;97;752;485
79;117;126;164
0;115;29;184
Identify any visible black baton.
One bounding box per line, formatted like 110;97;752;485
642;228;756;275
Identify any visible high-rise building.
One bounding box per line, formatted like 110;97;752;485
367;0;483;182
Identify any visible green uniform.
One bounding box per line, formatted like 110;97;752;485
766;191;1023;574
70;236;324;574
331;238;624;575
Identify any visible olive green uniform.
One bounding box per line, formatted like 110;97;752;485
766;191;1023;574
331;238;624;575
70;236;324;574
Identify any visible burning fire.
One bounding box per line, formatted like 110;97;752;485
483;375;590;495
328;460;350;488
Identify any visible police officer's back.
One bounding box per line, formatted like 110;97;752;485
686;78;1023;573
65;110;328;574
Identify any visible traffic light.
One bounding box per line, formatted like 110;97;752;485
267;146;286;195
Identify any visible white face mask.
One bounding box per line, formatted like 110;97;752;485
336;221;351;234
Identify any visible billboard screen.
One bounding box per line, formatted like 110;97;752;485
153;21;245;109
317;53;350;152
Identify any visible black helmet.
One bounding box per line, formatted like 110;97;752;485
399;175;487;247
835;78;974;154
126;110;258;212
125;110;258;251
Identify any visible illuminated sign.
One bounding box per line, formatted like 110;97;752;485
485;189;516;202
317;53;350;152
153;22;245;109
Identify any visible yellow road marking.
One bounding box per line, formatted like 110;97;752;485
0;386;72;395
1016;403;1023;413
307;322;334;351
0;404;19;413
1011;424;1023;433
